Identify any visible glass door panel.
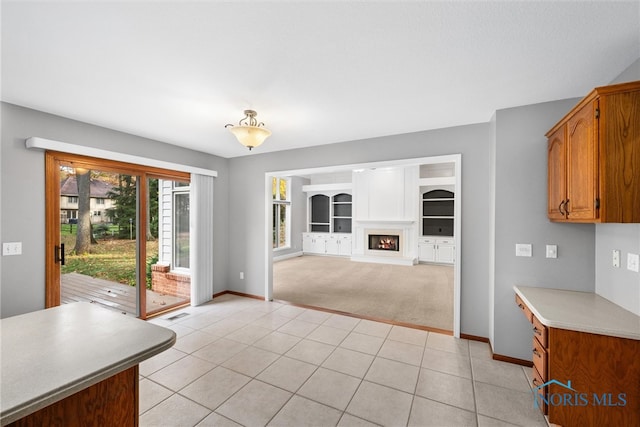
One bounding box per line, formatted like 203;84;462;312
145;178;190;316
59;166;140;316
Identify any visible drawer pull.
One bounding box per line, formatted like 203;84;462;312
533;377;540;387
518;303;525;309
533;326;543;336
532;348;541;358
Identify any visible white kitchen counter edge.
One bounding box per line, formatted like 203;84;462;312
513;286;640;341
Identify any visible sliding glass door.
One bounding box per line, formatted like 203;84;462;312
46;152;191;318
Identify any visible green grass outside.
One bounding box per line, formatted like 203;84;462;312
61;233;158;287
61;223;120;236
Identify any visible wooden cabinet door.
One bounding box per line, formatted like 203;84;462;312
566;101;599;220
547;127;567;220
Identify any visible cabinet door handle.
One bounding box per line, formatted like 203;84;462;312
564;199;570;215
558;200;565;215
533;326;542;336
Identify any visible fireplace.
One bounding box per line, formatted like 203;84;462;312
357;225;417;265
368;234;400;252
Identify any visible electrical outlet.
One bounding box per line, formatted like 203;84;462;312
627;253;639;273
546;245;557;259
612;250;621;268
515;244;532;257
2;242;22;256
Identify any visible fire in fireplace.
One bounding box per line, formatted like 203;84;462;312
368;234;400;252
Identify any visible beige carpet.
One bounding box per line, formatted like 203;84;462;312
273;255;454;331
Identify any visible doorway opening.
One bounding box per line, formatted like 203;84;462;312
264;154;462;337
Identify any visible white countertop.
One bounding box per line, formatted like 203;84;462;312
0;302;176;425
514;286;640;341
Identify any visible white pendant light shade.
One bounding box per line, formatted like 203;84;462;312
225;110;271;151
228;125;271;150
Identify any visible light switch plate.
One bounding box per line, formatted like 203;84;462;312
546;245;557;259
627;253;639;273
612;250;621;268
516;243;532;257
2;242;22;256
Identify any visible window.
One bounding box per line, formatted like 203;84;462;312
173;189;190;269
94;211;101;216
68;196;78;203
272;177;291;249
95;198;105;205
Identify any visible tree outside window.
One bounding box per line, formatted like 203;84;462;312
272;177;291;249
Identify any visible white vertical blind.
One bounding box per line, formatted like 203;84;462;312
189;174;215;305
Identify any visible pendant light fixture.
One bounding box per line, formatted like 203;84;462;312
225;109;271;151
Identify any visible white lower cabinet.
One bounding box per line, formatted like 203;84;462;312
303;233;351;256
303;233;327;254
418;236;455;264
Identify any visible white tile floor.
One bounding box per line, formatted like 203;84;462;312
141;294;547;427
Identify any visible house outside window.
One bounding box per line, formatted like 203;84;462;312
157;180;190;273
173;189;189;269
68;196;78;204
272;177;291;249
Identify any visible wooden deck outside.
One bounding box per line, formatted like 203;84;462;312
62;272;186;316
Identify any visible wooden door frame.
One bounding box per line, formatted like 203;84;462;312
45;151;189;317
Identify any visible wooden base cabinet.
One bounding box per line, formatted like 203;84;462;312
546;80;640;223
7;366;139;427
547;329;639;427
516;295;640;426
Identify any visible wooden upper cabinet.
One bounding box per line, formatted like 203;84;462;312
547;127;566;220
566;100;598;220
546;80;640;223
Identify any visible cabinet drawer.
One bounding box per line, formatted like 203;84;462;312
418;237;435;244
436;238;454;245
532;366;548;415
532;336;548;379
515;294;533;323
532;315;548;348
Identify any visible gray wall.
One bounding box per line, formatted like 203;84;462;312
228;124;493;338
593;58;640;315
0;102;229;318
595;224;640;315
492;99;597;360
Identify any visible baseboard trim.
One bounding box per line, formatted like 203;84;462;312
459;334;532;367
460;333;489;343
492;353;533;367
214;290;265;301
273;251;304;262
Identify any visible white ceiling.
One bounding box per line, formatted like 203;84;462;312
2;1;639;159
